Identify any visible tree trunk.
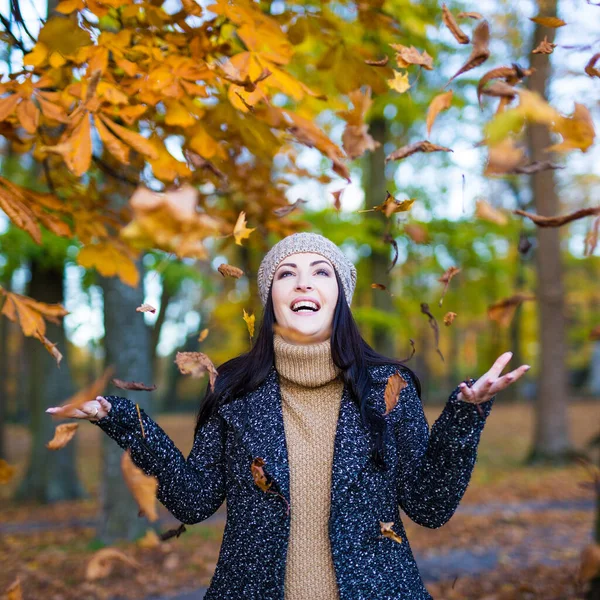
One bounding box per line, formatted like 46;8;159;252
525;0;575;464
14;261;87;503
366;118;395;358
98;259;154;543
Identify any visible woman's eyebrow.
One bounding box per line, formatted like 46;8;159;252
276;260;332;271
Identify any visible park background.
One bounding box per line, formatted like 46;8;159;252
0;0;599;598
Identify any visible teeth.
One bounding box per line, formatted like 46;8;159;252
292;300;319;312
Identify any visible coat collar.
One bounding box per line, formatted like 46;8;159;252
217;364;396;510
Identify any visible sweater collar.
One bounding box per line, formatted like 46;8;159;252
273;332;342;388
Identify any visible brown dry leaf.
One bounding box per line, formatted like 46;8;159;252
174;351;218;391
438;266;461;306
475;199;509;226
390;44;433;70
579;544;600;582
137;529;161;549
457;11;483;19
342;124;380;160
484;138;526;176
481;81;518;102
46;423;79;450
386;141;453;163
446;20;491;85
547;103;595;153
273;323;315;344
533;36;557;54
5;577;22;600
218;263;244;278
442;4;470;44
421;303;444;362
477;65;534;108
426;91;453;136
332;189;344;211
0;176;42;244
380;521;403;543
362;191;415;218
514;206;600;228
488;294;536;327
590;325;600;341
404;223;429;244
34;331;63;366
0;458;16;484
198;328;209;343
365;56;389;66
86;547;141;581
136;303;156;314
272;198;308;217
371;283;388;292
250;457;272;492
512;160;563;174
233;211;256;246
444;312;457;326
530;15;566;28
121;449;159;522
384;372;407;415
112;379;157;391
243;308;255;339
584;53;600;78
584;216;599;257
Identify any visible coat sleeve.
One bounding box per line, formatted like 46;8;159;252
91;396;226;525
394;370;494;529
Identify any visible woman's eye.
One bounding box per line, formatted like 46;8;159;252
317;269;330;276
278;271;292;278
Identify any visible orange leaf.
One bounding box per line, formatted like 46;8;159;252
77;242;140;287
487;294;535;327
530;15;566;28
250;457;272;492
98;114;159;159
218;263;244;278
444;311;457;326
384;372;407;415
34;331;63;366
0;289;67;337
86;547;141;581
95;114;130;164
0;177;42;243
121;449;159;522
0;459;16;484
0;94;20;121
15;98;39;134
426;91;453;136
46;423;79;450
380;521;403;543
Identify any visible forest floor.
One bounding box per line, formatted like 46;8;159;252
1;399;599;600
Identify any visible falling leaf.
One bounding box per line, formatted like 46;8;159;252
584;53;600;78
383;232;399;273
444;312;457;326
218;263;244;278
480;81;518;102
380;521;403;543
175;351;218;391
360;191;415;218
198;328;209;343
386;141;453;163
518;232;533;255
513;206;600;228
243;308;255;339
511;161;564;174
426;91;453;136
112;379;157;391
547;103;595;153
477;65;533;109
584;217;599;257
579;544;600;582
529;15;566;28
390;44;434;70
387;70;411;94
457;11;483;19
331;189;344;211
250;457;272;492
438;266;461;306
86;547;141;581
384;372;407;415
121;449;159;522
420;303;444;362
136;303;156;314
272;198;308;217
442;4;470;44
484;138;526;176
533;36;557;54
46;423;79;450
475;199;509;226
371;283;388;291
34;331;63;366
365;56;389;66
78;242;140;287
233;211;256;246
488;294;536;327
404;223;429;244
446;20;491;86
342;123;380;159
0;459;16;484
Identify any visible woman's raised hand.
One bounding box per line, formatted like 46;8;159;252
457;351;530;404
45;396;112;421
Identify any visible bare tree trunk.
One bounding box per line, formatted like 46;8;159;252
14;262;87;502
366;118;395;358
525;0;575;463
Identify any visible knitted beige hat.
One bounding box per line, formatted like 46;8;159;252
257;233;357;307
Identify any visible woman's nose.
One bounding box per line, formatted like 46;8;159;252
295;280;313;291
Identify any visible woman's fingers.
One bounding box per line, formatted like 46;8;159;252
46;400;103;420
490;364;531;394
487;351;514;379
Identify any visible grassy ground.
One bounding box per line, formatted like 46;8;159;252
1;400;599;599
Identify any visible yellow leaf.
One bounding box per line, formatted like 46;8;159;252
387;70;411;94
55;0;84;13
49;51;67;68
121;449;158;521
97;81;128;105
164;100;195;128
529;15;566;28
548;103;595;153
23;43;48;67
0;289;68;337
95;115;130;164
38;16;92;55
15;98;39;134
243;308;255;338
380;521;403;543
98;114;159;160
0;459;16;484
77;242;140;287
475;199;509;225
189;127;221;159
234;211;256;246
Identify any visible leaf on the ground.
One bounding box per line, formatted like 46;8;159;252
514;206;600;228
250;457;271;492
444;312;457;326
121;449;159;522
438;266;461;306
112;379;157;391
5;577;22;600
52;366;115;418
390;44;433;70
385;141;452;163
272;198;308;217
86;547;141;581
475;199;509;225
384;372;407;415
46;423;79;450
446;20;491;85
174;351;218;391
533;36;557;54
426;91;453;136
0;459;16;484
488;294;536;327
233;211;256;246
136;303;156;314
137;529;161;549
442;4;470;44
380;521;403;543
243;308;255;339
218;263;244;279
529;15;566;28
584;53;600;78
579;544;600;582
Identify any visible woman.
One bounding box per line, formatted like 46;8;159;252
47;232;529;600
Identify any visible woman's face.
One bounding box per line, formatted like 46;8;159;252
271;252;339;344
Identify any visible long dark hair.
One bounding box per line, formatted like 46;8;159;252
195;268;420;469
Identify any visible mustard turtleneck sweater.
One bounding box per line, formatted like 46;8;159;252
273;332;344;600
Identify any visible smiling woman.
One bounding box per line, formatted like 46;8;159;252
46;232;530;600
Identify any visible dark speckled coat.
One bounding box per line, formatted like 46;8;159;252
93;363;494;600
